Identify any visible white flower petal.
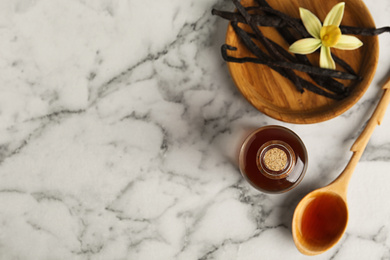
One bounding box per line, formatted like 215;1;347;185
320;45;335;70
323;2;345;27
299;7;322;39
334;35;363;50
289;38;322;54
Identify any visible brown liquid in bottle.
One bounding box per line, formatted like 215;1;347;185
299;192;348;249
239;126;308;193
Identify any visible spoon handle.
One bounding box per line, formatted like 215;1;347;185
351;77;390;153
330;77;390;195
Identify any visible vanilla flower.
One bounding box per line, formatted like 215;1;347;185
289;2;363;70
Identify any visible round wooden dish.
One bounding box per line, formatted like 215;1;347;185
226;0;379;124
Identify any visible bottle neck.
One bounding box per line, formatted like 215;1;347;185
256;140;295;180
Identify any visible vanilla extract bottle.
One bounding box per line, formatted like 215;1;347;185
239;125;308;193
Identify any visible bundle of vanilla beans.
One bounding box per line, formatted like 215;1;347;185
212;0;390;100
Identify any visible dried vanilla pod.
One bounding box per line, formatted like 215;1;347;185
232;0;303;91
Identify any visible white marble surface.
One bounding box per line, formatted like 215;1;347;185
0;0;389;259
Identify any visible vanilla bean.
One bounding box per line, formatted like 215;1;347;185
253;0;350;94
265;37;298;63
232;0;280;58
221;44;344;100
229;23;355;97
213;8;390;36
232;0;303;91
229;0;357;79
246;31;297;62
224;27;357;80
340;26;390;35
332;54;359;77
244;31;348;94
252;2;357;75
256;6;310;37
211;9;286;27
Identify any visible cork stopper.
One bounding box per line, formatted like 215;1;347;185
263;147;287;171
257;140;296;180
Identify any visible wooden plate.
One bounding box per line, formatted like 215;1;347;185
226;0;379;124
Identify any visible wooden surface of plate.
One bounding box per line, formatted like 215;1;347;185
226;0;379;124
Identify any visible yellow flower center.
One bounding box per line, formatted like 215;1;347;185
320;25;341;47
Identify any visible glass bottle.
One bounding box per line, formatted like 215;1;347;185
239;125;308;193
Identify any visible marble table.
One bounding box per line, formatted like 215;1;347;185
0;0;389;259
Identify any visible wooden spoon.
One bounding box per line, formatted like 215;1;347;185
292;76;390;255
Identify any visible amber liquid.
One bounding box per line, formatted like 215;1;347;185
239;126;307;193
300;193;348;249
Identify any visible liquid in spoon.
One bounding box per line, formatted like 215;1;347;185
298;192;348;251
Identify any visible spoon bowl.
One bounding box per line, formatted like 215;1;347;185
292;189;348;255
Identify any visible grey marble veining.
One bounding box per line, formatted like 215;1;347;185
0;0;390;259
